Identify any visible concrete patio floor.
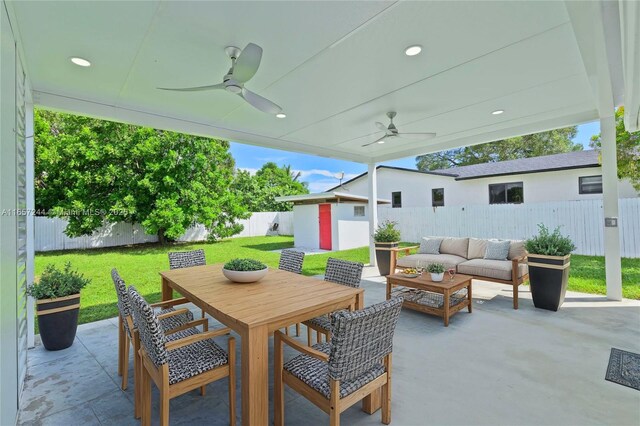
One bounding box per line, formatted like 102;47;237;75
19;269;640;425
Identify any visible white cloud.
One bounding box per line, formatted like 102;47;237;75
237;167;258;175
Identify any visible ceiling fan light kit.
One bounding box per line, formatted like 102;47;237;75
362;111;436;147
158;43;283;116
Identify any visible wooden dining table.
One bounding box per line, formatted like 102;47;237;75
160;264;380;426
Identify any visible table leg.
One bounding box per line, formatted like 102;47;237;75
241;325;269;426
444;289;450;327
356;291;382;414
161;277;172;301
386;278;391;300
468;282;473;313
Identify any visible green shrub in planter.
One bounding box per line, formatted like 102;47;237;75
373;221;401;276
27;263;90;351
524;224;576;256
426;263;446;274
373;220;401;243
223;258;267;271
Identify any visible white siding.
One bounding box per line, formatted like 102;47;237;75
342;167;639;208
293;204;319;249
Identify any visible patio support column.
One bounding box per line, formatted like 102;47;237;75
600;113;622;300
368;163;378;266
26;104;35;347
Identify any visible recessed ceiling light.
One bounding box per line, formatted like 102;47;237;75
377;139;385;144
276;113;286;118
404;45;422;56
492;110;504;115
70;57;91;67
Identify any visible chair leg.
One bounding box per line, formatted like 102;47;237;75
121;333;130;390
160;383;170;426
200;385;206;396
285;326;289;336
133;335;142;418
228;337;236;426
274;333;284;426
141;364;151;426
295;323;300;337
117;315;124;377
329;379;340;426
307;326;312;346
316;330;321;344
513;284;519;310
382;354;392;425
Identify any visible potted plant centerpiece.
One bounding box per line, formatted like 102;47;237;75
525;224;576;311
222;258;268;283
27;262;90;351
373;220;402;276
427;263;446;282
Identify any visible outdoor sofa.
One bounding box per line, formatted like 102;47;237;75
392;237;529;309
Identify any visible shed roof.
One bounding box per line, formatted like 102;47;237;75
275;192;390;205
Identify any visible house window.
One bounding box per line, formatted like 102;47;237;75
392;191;402;208
432;188;444;207
354;206;365;217
489;182;524;204
579;175;602;194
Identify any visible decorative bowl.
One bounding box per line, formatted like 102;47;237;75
401;273;420;278
222;267;268;283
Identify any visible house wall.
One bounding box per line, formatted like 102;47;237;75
293;204;320;248
341;167;638;208
332;203;370;251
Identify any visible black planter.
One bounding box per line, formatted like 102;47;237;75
375;242;399;276
528;254;571;311
36;294;80;351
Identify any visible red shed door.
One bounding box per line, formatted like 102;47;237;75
318;204;332;250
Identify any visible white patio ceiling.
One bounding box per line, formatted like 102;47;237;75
7;1;637;164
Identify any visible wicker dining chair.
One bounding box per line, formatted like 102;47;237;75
128;285;236;426
275;297;404;426
278;249;305;336
168;249;207;318
304;258;364;345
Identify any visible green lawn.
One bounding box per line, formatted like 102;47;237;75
35;236;640;326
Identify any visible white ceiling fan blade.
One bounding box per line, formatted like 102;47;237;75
362;135;388;147
158;83;225;92
233;43;263;83
375;121;387;131
397;132;437;139
241;89;282;114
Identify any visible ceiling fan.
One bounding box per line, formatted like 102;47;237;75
158;43;283;115
362;111;436;147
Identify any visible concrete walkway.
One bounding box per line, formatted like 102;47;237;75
19;270;640;425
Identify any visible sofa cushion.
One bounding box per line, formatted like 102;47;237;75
468;238;488;259
457;259;528;281
508;240;527;260
418;237;443;254
484;240;510;261
397;254;467;270
439;237;469;259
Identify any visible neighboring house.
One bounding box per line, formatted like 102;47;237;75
329;151;638;208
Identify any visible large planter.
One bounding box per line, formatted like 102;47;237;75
222;267;268;283
528;254;571;311
36;293;80;351
375;242;399;276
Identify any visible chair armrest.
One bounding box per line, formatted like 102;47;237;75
390;245;419;254
165;318;208;335
274;331;329;362
511;254;528;265
165;327;232;351
157;307;190;320
150;297;189;309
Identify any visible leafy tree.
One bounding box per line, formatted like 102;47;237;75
35;109;249;243
590;107;640;191
416;127;582;171
232;162;309;212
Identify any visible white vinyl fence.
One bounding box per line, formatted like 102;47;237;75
378;198;640;258
35;211;293;252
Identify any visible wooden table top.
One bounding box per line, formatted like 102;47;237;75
387;272;473;290
160;264;363;331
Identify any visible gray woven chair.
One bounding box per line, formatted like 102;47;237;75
112;269;204;419
275;297;403;426
168;248;206;270
128;285;235;426
279;250;305;336
304;258;364;345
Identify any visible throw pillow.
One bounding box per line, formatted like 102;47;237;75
484;240;511;261
419;237;443;254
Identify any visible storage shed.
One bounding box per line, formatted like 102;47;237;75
275;192;390;251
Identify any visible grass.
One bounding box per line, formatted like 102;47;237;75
35;237;640;327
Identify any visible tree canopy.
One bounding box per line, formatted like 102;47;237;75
35;109;249;242
416;126;582;171
232;162;309;212
590;107;640;191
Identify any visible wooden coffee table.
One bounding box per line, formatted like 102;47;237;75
386;272;473;326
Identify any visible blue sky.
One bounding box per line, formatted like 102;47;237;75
230;121;601;193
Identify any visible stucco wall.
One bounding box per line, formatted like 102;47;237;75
341;167;638;208
293;204;320;248
332;203;370;250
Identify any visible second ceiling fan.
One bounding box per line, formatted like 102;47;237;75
362;112;436;147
